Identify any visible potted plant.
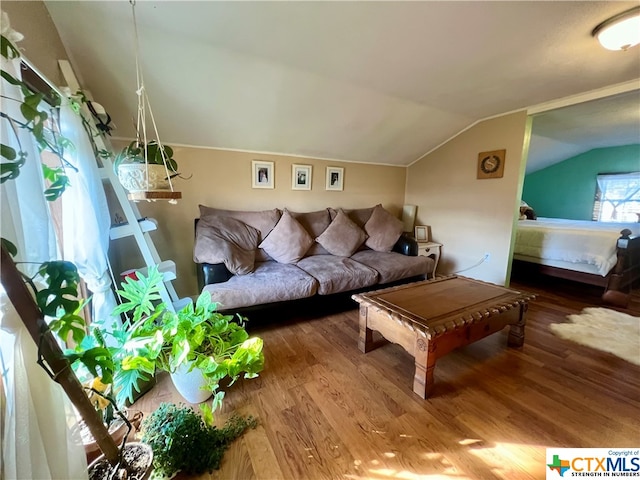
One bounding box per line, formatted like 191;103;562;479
113;140;179;192
34;261;155;478
140;402;257;477
80;377;143;459
114;267;265;410
1;18;153;479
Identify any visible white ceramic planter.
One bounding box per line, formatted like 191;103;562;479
170;363;212;404
117;163;171;192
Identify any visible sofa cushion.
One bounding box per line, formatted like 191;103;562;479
364;204;404;252
316;209;367;257
329;206;374;228
296;255;378;295
290;209;331;255
202;261;317;310
259;209;314;264
194;217;260;275
351;250;432;284
198;205;281;261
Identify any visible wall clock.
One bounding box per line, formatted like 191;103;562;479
477;149;506;179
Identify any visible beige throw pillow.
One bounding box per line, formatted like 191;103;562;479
364;204;403;252
316;209;367;257
194;216;260;274
259;209;314;264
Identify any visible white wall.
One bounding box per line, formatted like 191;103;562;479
406;111;529;285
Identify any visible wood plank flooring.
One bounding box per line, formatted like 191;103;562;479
132;277;640;480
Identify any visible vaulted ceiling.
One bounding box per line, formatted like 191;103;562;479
44;1;640;168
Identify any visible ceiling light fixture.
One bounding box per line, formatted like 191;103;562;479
592;6;640;51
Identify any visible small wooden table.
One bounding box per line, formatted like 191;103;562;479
352;275;535;398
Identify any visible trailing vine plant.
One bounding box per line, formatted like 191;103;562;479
0;13;125;469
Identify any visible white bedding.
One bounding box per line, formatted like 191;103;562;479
514;217;640;276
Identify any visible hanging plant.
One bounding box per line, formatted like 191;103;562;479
113;140;178;174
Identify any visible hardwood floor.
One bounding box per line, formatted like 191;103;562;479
133;277;640;480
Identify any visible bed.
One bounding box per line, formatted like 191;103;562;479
512;217;640;305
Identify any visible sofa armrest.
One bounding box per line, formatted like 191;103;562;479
195;217;234;290
196;262;233;291
393;234;418;256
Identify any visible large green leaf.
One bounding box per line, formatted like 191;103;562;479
114;367;151;406
66;347;115;385
0;238;17;257
1;144;16;160
112;267;164;322
0;34;20;59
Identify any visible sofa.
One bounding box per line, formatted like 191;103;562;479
194;204;434;311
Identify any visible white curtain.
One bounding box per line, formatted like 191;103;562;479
59;101;118;329
0;290;88;480
596;172;640;222
1;53;88;478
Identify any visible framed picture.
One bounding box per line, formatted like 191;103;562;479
292;164;312;190
326;166;344;191
477;149;506;179
252;160;274;189
415;225;429;242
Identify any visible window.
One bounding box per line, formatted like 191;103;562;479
593;172;640;222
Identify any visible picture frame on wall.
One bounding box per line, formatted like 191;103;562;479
292;164;312;190
477;149;506;179
326;166;344;191
414;225;429;242
252;160;274;189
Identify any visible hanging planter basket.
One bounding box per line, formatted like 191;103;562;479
116;0;183;203
114;141;182;201
117;163;171;192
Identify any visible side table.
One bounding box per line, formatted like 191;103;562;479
417;242;441;278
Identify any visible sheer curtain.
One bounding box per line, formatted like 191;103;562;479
1;53;87;479
59;99;118;330
596;172;640;222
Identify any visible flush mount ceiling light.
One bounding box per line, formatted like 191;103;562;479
592;6;640;51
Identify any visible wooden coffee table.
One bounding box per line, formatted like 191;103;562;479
352;275;535;398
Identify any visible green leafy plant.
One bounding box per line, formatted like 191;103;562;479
141;402;257;478
0;16;144;473
115;268;265;411
113;139;178;174
1;33;74;202
38;261;156;407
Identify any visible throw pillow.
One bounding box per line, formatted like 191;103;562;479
316;209;367;257
290;209;332;256
364;204;403;252
194;216;260;275
198;205;281;241
259;209;314;264
329;206;374;228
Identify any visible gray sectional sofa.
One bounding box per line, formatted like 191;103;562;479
194;204;433;311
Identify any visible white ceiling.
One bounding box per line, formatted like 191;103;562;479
44;1;640;168
527;90;640;173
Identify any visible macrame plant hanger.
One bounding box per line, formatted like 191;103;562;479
128;0;181;203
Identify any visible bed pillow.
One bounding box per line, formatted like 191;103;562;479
316;209;367;257
194;216;260;274
364;204;403;252
259;209;314;264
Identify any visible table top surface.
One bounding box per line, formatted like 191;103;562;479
352;275;535;336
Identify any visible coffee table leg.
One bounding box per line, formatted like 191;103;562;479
507;303;527;347
358;306;375;353
413;337;436;399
